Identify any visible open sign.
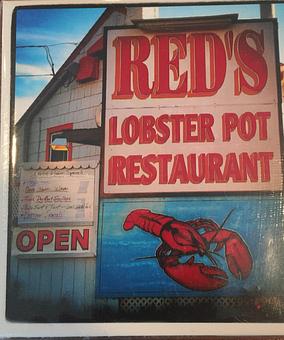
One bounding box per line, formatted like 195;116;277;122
12;226;95;257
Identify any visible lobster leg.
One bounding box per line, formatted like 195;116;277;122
202;229;253;280
156;243;228;291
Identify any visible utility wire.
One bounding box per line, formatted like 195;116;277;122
43;46;55;75
16;42;78;48
16;74;53;77
16;42;78;77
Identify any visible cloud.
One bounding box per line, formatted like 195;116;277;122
14;96;36;122
16;63;52;76
15;64;52;121
16;31;81;45
17;31;60;42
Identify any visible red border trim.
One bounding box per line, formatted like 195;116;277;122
45;123;73;161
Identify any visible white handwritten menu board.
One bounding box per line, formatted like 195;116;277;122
18;162;96;225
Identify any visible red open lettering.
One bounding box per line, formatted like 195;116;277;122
16;230;35;252
55;229;70;251
37;230;53;251
71;229;89;250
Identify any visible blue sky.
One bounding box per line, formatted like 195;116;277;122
15;7;105;120
14;4;284;121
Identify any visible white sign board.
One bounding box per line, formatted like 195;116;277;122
103;21;282;195
18;164;95;225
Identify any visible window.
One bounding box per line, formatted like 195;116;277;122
45;123;73;161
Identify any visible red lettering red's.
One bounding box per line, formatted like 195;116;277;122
234;30;268;95
112;36;152;99
112;30;267;99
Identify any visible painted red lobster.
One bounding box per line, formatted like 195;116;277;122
123;209;253;291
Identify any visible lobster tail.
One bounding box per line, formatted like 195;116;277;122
123;209;174;236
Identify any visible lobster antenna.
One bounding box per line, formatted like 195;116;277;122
135;255;158;261
135;254;184;261
220;208;235;229
207;250;224;259
135;253;189;261
205;251;218;266
135;251;223;267
208;208;235;245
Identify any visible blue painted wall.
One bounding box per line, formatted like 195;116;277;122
96;194;283;297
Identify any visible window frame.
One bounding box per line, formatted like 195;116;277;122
45;123;73;161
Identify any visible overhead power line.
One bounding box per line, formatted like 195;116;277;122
16;74;53;77
43;46;55;75
16;42;78;48
16;42;78;77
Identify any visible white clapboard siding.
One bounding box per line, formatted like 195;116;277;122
10;8;119;309
11;7;158;313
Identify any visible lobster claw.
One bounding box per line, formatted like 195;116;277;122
156;243;228;291
203;230;253;280
225;234;253;280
